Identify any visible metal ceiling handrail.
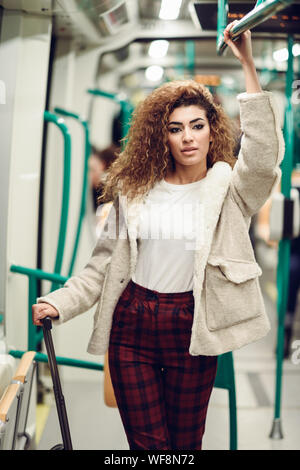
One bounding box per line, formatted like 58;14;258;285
217;0;295;55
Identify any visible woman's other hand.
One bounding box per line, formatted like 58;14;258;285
32;302;59;326
223;20;253;65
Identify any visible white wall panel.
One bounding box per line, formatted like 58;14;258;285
0;10;51;351
0;9;52;448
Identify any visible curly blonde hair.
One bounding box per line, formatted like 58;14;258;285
98;80;237;204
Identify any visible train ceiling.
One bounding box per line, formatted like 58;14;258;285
0;0;299;80
0;0;299;47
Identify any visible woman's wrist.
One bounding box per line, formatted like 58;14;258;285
240;57;255;68
241;60;263;94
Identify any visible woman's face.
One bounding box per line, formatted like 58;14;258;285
167;105;211;170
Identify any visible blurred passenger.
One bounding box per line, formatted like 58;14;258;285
88;144;120;211
112;109;123;146
255;175;300;359
285;184;300;358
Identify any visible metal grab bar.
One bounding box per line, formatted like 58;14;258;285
10;264;67;283
53;107;91;277
270;34;294;440
87;88;134;141
217;0;295;55
10;264;68;350
9;349;103;372
43;111;71;290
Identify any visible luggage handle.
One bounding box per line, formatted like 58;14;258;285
41;317;73;450
42;316;53;331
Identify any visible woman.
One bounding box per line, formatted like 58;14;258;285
32;23;284;450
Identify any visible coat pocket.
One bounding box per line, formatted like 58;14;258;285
205;256;263;332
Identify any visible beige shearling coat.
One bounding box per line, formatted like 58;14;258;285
37;91;285;356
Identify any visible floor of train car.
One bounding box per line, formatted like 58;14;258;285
36;240;300;451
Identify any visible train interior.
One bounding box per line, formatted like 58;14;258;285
0;0;299;450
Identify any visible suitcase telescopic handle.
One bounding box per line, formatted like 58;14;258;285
42;316;53;331
41;316;73;450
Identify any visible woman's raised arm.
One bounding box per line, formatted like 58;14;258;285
223;21;262;94
223;21;285;218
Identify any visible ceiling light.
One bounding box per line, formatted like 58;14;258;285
221;76;235;87
159;0;182;20
273;48;289;62
273;44;300;62
145;65;164;82
292;44;300;57
148;40;169;58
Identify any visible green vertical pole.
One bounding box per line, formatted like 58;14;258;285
53;108;92;277
28;275;37;351
227;354;237;450
185;40;195;78
294;57;300;168
68;120;90;276
175;51;185;78
217;0;228;52
43;111;71;290
119;100;134;144
269;34;294;440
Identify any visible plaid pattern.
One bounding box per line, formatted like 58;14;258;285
108;280;218;450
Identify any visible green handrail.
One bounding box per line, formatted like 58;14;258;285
217;0;228;56
185;40;195;77
9;349;103;371
269;35;294;440
10;264;67;350
9;264;102;372
44;111;71;290
217;0;294;55
87;88;134;142
53;107;91;277
255;0;268;6
214;352;237;450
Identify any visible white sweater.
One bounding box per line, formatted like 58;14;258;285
132;177;206;292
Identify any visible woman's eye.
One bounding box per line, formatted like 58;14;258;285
169;124;204;133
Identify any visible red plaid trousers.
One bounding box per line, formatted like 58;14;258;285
108;279;217;450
